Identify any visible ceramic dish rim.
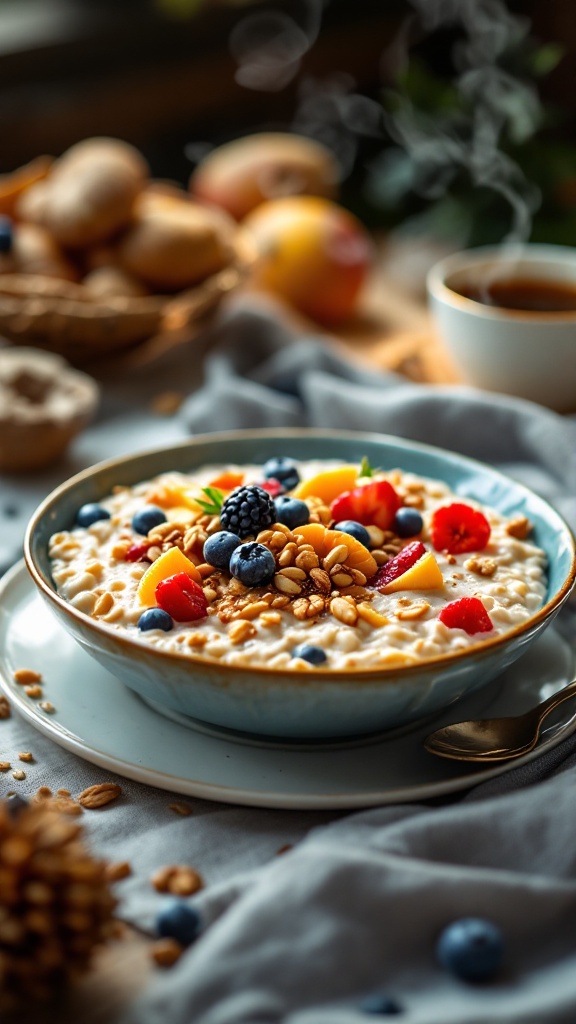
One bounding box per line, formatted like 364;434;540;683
23;427;576;684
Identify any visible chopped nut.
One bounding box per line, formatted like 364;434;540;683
34;786;52;800
464;556;497;577
231;600;272;621
39;701;55;714
24;684;43;699
260;611;282;627
151;864;204;896
12;769;26;781
151;937;184;967
105;861;132;882
18;752;34;763
273;573;302;596
78;783;122;809
506;515;531;539
13;668;42;686
294;547;319;571
323;544;350;571
270;594;290;609
395;601;431;621
168;802;193;817
0;695;11;719
309;567;331;593
330;571;354;588
227;620;257;645
371;549;390;566
292;594;326;620
330;596;358;625
0;761;11;771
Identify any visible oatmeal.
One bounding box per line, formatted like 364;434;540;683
48;457;548;671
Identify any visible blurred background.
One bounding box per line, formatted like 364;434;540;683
1;0;575;250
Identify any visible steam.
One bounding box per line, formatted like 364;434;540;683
222;0;544;244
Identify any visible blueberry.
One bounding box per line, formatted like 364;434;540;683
76;503;111;528
273;496;309;530
334;519;371;547
263;456;300;491
203;530;242;571
138;608;174;632
436;917;504;982
229;542;276;587
132;506;167;535
359;992;403;1015
156;900;202;947
393;507;423;538
0;216;13;254
291;643;327;666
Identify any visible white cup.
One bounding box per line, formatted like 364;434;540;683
427;244;576;413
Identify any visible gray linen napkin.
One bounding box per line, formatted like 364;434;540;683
118;304;576;1023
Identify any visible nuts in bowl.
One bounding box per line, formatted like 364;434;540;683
24;430;576;738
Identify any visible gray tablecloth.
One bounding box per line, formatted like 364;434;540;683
2;302;576;1023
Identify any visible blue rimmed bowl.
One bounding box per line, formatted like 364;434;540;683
24;429;576;738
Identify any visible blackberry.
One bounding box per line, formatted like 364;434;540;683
220;485;276;539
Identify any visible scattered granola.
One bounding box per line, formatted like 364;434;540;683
78;782;122;809
151;937;184;968
13;668;42;685
0;696;11;719
151;864;204;896
168;802;193;817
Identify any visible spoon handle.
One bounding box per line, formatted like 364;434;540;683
536;679;576;728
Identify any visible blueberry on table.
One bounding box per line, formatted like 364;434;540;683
203;531;241;571
76;503;111;528
333;519;371;547
156;901;202;947
393;507;424;538
436;917;504;981
220;486;276;539
273;496;309;529
132;506;167;535
263;456;300;491
229;542;276;587
291;643;327;665
359;991;403;1015
137;608;174;632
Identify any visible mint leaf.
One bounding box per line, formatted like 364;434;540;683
197;486;224;516
359;456;380;478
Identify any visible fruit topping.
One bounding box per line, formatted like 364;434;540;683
207;471;244;491
370;540;426;590
294;523;377;579
438;597;493;634
291;643;327;665
258;478;285;497
203;530;242;571
293;465;358;503
137;608;174;632
0;215;13;253
75;503;111;528
273;496;310;529
156;572;208;622
436;917;503;981
383;551;443;593
332;519;371;548
132;505;168;536
229;542;276;586
219;485;276;539
330;479;400;531
137;547;202;607
125;541;152;562
430;503;491;554
156;901;202;947
263;456;300;491
393;507;424;538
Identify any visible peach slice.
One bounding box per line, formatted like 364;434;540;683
145;483;204;513
207;471;244;491
137;547;202;606
381;551;443;593
294;523;377;579
293;466;358;503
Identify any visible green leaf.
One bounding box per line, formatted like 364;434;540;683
359;456;379;478
196;487;225;516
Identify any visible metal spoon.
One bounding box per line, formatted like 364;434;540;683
423;679;576;762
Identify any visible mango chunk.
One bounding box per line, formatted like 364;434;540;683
145;483;204;513
137;547;202;606
382;551;444;593
293;465;358;503
294;522;377;579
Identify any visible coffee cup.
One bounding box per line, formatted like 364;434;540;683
427;244;576;413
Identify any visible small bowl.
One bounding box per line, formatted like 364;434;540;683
24;429;576;739
427;244;576;412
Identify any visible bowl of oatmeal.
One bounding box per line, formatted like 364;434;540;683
24;429;576;738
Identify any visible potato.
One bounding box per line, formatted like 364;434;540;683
189;132;340;221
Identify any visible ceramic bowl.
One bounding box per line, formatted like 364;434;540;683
427;244;576;413
24;429;576;739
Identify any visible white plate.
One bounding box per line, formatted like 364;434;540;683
1;561;576;809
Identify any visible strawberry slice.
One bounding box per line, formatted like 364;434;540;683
125;541;152;562
430;503;491;554
438;597;493;634
155;572;208;622
368;540;426;590
330;480;400;531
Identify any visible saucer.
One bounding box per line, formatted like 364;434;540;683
1;562;576;809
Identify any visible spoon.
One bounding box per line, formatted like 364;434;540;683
423;679;576;762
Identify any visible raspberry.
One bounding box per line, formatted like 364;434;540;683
438;597;493;634
330;480;400;531
368;541;426;589
125;542;152;562
155;572;208;622
219;485;276;539
430;503;491;554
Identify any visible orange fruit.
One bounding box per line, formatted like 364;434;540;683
294;523;377;579
137;548;202;607
293;466;358;504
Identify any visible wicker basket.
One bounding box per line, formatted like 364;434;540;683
0;232;255;368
